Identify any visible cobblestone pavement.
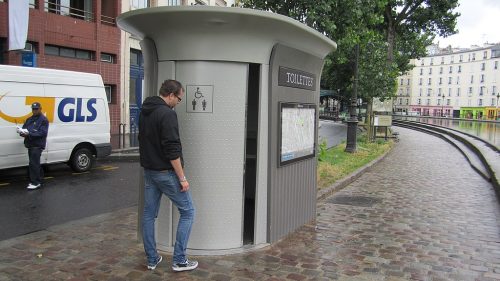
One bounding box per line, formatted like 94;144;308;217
1;127;499;281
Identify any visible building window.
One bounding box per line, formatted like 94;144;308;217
419;78;422;85
400;79;403;86
166;0;181;5
439;77;442;85
130;49;143;66
457;88;461;97
437;99;441;106
481;74;485;83
406;99;409;105
459;55;463;62
407;79;410;86
480;86;485;96
131;0;150;9
493;49;500;58
100;53;115;63
439;67;443;74
451;56;454;63
448;88;452;96
481;63;485;71
483;51;488;59
427;88;432;96
470;75;474;84
420;68;423;75
29;0;37;8
472;53;476;60
421;59;424;66
45;0;94;22
428;78;431;85
0;38;5;64
458;65;461;73
495;61;498;69
418;98;421;105
456;76;460;85
45;44;94;60
419;88;423;96
441;57;444;64
104;85;113;104
426;99;430;105
449;66;452;73
430;58;434;65
438;88;442;96
468;87;473;96
429;68;432;74
478;99;482;106
448;77;452;85
406;88;410;95
493;86;497;95
493;98;496;106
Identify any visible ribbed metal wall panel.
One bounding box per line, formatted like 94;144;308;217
268;44;324;242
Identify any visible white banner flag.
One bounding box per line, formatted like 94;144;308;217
8;0;30;51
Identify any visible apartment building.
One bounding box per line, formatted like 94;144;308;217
0;0;122;133
121;0;227;136
397;43;500;119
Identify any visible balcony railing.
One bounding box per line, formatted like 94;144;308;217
101;14;116;26
45;2;94;22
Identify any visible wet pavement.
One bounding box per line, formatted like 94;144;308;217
1;127;500;281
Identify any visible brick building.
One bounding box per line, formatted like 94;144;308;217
0;0;122;134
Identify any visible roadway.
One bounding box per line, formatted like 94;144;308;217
0;120;347;241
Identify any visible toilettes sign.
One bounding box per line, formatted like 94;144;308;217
278;67;316;91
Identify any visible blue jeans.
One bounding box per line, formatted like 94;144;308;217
142;169;195;265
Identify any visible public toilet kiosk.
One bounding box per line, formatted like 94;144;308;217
117;6;336;254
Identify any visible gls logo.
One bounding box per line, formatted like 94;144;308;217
58;98;97;122
0;95;99;124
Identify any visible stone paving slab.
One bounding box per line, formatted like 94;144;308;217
1;127;500;280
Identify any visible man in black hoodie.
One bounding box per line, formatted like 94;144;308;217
138;79;197;272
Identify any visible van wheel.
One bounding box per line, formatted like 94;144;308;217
70;148;94;173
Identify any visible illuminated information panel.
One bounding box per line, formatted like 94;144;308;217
279;103;316;166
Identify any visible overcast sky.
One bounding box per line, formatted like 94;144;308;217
434;0;500;48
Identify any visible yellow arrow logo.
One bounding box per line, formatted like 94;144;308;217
0;94;55;123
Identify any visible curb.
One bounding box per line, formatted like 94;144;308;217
317;142;395;201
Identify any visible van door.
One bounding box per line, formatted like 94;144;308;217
0;82;47;169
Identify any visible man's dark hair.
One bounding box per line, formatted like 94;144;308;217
159;79;183;97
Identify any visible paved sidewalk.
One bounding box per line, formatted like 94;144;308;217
1;127;500;280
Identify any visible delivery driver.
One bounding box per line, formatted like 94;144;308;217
18;102;49;190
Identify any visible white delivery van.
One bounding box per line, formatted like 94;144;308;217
0;65;112;172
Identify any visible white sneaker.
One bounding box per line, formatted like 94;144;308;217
147;255;162;270
27;183;41;190
172;259;198;272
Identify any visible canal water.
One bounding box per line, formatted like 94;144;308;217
397;116;500;148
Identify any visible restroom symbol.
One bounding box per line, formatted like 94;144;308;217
194;87;204;99
186;85;213;113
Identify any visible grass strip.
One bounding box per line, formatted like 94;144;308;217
317;136;393;189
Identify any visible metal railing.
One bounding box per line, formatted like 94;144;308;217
393;115;500;147
101;14;116;26
44;2;94;22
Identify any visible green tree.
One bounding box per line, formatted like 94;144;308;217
380;0;460;68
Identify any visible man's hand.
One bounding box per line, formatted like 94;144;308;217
180;180;189;192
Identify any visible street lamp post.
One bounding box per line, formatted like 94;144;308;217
441;95;445;117
496;93;500;120
357;98;363;121
345;44;359;153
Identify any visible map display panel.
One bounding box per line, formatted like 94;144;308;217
279;103;316;166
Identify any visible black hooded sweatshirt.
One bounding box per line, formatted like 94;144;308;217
138;96;183;171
